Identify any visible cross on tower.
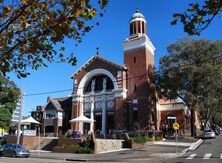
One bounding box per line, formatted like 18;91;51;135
96;46;100;55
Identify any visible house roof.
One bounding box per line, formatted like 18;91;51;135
43;99;64;112
70;55;127;78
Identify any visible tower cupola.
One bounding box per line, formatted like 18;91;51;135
130;10;147;36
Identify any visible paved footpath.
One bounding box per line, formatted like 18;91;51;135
30;137;202;162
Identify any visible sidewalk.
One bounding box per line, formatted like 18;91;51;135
30;137;203;161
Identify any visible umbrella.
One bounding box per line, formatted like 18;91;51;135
21;116;41;124
69;115;94;123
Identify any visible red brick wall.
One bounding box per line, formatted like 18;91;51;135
115;97;125;129
159;110;185;130
124;47;147;97
71;101;80;130
57;138;82;146
124;42;154;131
6;136;48;150
74;58;122;84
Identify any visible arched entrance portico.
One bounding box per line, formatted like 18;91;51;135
76;69;118;137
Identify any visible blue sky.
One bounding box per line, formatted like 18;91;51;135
9;0;222;116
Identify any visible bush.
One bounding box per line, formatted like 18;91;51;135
131;135;150;143
60;143;93;154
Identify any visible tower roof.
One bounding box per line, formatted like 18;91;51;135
130;9;146;23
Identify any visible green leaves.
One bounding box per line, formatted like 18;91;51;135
0;75;20;128
156;38;222;122
0;0;109;78
171;0;222;35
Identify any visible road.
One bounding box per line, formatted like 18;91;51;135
2;136;220;163
0;157;67;163
0;144;183;163
166;135;222;163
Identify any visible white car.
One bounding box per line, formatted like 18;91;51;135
202;129;216;139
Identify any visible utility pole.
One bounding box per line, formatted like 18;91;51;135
16;90;24;144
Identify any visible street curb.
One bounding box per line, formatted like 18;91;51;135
30;155;65;160
179;139;204;154
188;139;204;151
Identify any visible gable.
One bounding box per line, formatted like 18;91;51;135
44;100;63;112
70;55;127;78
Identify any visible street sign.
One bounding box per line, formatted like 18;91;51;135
173;122;179;130
173;122;179;154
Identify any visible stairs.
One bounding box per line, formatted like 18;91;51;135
33;138;58;151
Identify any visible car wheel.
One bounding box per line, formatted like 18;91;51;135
12;152;16;158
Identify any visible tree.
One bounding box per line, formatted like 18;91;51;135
155;38;222;136
171;0;222;35
0;75;20;128
0;0;108;78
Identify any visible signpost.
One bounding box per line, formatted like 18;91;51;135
173;122;179;154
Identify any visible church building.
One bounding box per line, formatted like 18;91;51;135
33;10;192;137
70;10;156;137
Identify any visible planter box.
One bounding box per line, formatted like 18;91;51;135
53;146;77;153
132;141;153;149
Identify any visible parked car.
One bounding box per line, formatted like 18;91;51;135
0;145;2;157
2;144;29;158
202;129;216;139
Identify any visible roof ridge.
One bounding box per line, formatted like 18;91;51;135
70;55;127;78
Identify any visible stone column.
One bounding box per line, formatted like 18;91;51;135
101;96;107;138
79;98;83;133
90;98;95;133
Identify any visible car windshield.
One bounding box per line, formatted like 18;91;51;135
13;144;25;149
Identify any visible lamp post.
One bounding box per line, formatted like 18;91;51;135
16;90;24;144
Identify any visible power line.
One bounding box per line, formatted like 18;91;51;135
24;89;73;96
23;73;149;97
23;54;222;97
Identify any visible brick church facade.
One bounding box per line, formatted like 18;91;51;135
32;10;195;137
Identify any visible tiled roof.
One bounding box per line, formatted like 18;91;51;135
70;55;127;78
43;99;63;112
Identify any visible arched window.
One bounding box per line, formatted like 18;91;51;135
130;23;133;35
142;21;145;34
84;75;114;93
133;22;136;34
138;21;141;33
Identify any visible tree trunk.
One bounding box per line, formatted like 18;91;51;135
190;109;196;137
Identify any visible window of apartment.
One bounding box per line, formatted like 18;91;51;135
46;113;55;118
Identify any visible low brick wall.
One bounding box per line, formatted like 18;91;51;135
57;138;82;146
132;141;154;149
53;146;77;153
53;137;83;153
94;139;124;154
6;136;48;150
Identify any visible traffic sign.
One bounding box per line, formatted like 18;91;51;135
173;122;179;130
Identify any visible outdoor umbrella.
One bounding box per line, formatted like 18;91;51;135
21;116;41;124
69;115;94;123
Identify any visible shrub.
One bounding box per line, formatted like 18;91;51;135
131;135;150;143
60;144;93;154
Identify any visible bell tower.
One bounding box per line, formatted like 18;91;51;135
123;10;155;130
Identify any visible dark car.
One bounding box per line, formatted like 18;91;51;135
0;145;2;157
2;144;30;158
